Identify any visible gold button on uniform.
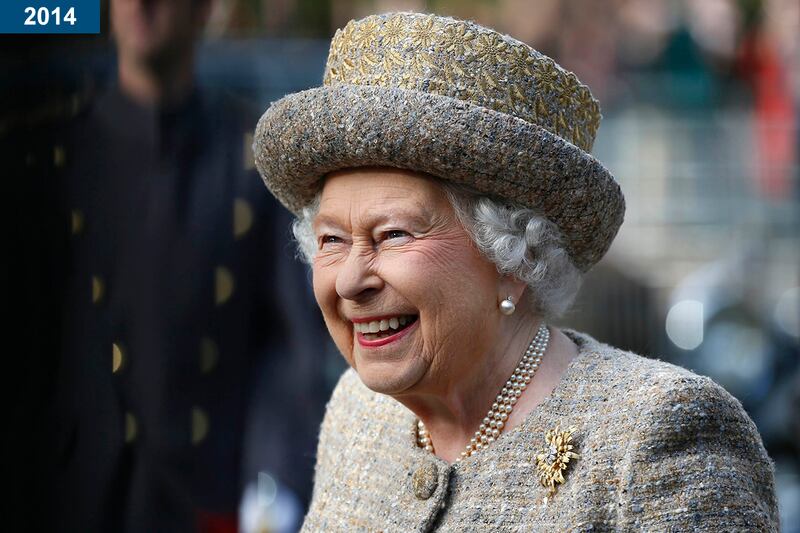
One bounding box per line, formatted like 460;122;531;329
92;275;105;304
243;132;255;170
53;145;66;168
233;198;253;239
214;266;235;305
191;406;209;445
70;209;84;236
412;462;438;500
125;412;138;444
112;343;125;373
199;337;219;374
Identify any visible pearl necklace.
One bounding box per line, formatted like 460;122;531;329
417;323;550;461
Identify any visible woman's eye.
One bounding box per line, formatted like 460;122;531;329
384;230;409;240
320;235;342;246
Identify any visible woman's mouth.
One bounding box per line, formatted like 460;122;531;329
353;314;418;346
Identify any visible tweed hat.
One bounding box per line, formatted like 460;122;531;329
254;12;625;271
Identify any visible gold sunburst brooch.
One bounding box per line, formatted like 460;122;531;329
535;426;580;497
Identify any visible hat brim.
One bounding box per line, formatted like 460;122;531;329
254;84;624;272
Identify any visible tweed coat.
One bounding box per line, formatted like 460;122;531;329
302;330;778;532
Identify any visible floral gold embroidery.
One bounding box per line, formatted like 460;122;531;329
398;71;417;90
411;51;433;72
400;51;434;90
555;72;581;110
443;23;476;57
324;28;344;85
472;33;508;65
339;20;356;44
409;15;439;50
508;44;536;78
341;56;357;75
587;113;601;140
328;28;343;60
508;85;529;117
572;124;585;148
536;426;580;497
555;112;570;136
358;50;381;74
534;97;551;125
444;61;467;83
533;58;559;95
477;71;499;92
323;66;337;85
321;13;601;152
352;18;379;47
381;16;406;47
575;87;601;141
382;48;406;76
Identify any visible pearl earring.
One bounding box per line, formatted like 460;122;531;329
499;296;516;315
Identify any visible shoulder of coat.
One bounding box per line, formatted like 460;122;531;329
564;328;717;404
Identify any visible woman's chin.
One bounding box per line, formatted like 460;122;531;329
353;356;427;396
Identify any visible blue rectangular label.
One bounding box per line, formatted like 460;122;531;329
0;0;100;34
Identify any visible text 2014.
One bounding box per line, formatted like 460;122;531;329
24;6;77;26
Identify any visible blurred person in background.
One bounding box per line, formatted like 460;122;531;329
48;0;329;530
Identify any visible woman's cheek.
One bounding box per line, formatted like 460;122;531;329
312;267;339;323
311;267;353;362
383;239;466;281
331;322;356;366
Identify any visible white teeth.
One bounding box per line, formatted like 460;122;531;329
353;315;416;335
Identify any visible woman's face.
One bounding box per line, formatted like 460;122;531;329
312;168;506;395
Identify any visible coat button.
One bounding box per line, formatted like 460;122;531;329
243;132;255;170
412;462;438;500
70;209;84;236
199;337;218;374
92;275;105;304
53;145;66;168
112;342;125;373
125;412;138;444
191;406;209;445
233;198;253;239
214;266;235;305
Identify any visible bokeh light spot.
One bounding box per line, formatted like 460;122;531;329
666;299;704;350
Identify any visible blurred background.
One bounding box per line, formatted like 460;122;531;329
4;0;797;531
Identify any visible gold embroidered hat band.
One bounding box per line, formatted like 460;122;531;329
254;12;625;271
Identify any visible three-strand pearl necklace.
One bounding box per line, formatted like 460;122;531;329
417;323;550;461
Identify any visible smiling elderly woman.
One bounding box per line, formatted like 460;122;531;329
254;13;778;532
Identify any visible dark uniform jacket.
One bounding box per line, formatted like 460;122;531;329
51;85;329;532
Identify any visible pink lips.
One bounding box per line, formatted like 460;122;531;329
356;319;419;347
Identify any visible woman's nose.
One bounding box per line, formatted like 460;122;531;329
335;247;383;300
